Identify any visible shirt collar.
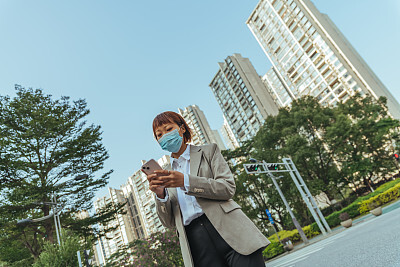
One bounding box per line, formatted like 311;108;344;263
181;144;191;160
171;144;190;163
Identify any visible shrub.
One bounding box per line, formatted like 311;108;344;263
262;241;284;260
303;224;320;238
339;212;350;221
325;211;341;227
374;178;400;192
359;183;400;214
33;231;83;267
267;224;321;246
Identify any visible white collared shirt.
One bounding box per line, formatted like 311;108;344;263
156;144;204;226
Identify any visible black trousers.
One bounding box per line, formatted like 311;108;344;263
184;214;265;267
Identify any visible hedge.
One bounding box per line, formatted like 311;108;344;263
325;179;400;227
359;183;400;214
262;241;284;259
263;224;321;259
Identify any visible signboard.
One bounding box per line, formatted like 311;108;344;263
265;208;274;224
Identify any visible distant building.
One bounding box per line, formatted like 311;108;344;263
262;67;292;108
121;156;169;238
220;116;240;150
178;105;226;150
94;188;137;262
93;156;171;264
212;129;226;151
209;53;279;145
247;0;400;118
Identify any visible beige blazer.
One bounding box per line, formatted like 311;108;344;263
155;144;270;267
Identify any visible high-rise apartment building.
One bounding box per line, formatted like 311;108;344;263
220;116;240;150
211;129;226;151
209;53;279;145
94;156;171;264
94;188;137;262
262;67;292;107
247;0;400;118
121;156;169;238
178;105;226;150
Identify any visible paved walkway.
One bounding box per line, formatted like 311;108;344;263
265;198;400;264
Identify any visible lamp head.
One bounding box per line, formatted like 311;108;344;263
17;218;33;226
249;158;258;163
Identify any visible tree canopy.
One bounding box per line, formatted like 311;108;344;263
223;94;400;231
0;86;122;264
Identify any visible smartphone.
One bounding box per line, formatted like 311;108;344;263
141;159;163;176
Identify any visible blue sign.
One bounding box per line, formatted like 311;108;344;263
265;208;274;224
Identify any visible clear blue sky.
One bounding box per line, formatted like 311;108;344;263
0;0;399;201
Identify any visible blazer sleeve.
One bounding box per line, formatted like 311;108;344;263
155;189;176;229
186;143;236;200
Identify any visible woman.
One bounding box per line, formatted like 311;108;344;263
146;111;269;267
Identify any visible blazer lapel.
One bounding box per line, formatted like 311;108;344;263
190;145;202;176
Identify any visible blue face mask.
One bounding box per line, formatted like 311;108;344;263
158;129;183;153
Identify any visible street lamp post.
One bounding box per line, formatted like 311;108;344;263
17;202;66;245
16;174;89;246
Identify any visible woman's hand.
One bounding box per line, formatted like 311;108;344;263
145;172;166;199
154;170;184;188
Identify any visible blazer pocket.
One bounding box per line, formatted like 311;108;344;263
220;200;241;213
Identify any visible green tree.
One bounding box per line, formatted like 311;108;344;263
225;97;345;228
105;229;183;267
223;140;293;232
326;94;400;193
33;230;89;267
223;95;400;229
0;85;121;262
277;97;346;201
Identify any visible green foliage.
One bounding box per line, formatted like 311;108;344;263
325;202;360;226
302;224;321;238
374;178;400;192
268;224;321;244
262;241;284;260
323;179;400;226
33;231;88;267
0;236;33;265
263;178;400;260
262;224;321;259
223;94;400;231
326;94;400;193
0;86;121;262
105;229;183;267
359;183;400;214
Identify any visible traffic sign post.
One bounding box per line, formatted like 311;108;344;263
265;208;281;244
244;158;332;242
265;208;274;224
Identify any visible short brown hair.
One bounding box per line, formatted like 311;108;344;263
152;111;192;143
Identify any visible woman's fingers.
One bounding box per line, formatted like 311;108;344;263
149;179;164;186
154;169;170;175
147;173;156;180
156;171;184;188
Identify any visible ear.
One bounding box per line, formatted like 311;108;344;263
180;125;186;133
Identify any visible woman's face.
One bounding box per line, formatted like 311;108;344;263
155;122;184;141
